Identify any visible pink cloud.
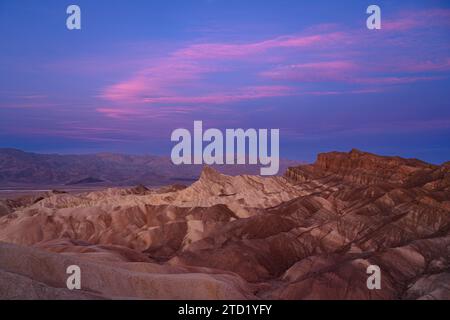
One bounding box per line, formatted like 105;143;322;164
99;31;349;105
100;59;221;103
394;59;450;73
384;8;450;31
95;107;147;119
172;32;347;60
96;8;450;119
102;78;149;102
353;76;445;85
302;88;382;96
261;61;358;82
140;85;294;105
261;60;447;86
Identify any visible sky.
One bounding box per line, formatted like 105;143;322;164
0;0;450;163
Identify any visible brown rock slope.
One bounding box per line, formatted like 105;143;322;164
0;149;449;300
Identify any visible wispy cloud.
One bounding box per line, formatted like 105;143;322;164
99;32;348;105
261;61;358;82
95;8;450;119
384;8;450;31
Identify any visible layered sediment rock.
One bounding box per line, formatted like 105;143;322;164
0;149;449;300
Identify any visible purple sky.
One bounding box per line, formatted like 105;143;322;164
1;0;450;163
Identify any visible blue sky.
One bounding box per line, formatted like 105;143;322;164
1;0;450;163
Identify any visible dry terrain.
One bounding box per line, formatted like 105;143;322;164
0;149;449;300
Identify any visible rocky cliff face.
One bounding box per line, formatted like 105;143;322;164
0;149;449;300
286;149;442;186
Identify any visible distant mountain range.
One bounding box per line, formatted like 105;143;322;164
0;148;300;187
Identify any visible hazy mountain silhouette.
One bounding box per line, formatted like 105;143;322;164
0;148;299;187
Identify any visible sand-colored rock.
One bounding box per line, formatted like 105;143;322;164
0;241;256;300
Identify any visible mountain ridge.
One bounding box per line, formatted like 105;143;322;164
0;148;299;187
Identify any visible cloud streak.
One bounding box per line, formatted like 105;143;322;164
97;8;450;119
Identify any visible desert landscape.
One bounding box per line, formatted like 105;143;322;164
1;148;449;300
1;0;449;307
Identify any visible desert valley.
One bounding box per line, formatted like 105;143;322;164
0;148;449;300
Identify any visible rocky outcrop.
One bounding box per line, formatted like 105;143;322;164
0;190;67;216
285;149;445;188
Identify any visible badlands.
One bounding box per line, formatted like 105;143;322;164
0;149;449;300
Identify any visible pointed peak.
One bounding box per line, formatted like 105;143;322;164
349;148;364;155
130;184;150;195
200;165;222;181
